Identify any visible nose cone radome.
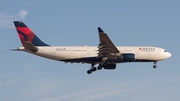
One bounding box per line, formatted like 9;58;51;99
168;52;172;58
167;52;172;58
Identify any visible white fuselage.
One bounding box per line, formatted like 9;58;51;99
18;46;171;63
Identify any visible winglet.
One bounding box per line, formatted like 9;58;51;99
98;27;104;32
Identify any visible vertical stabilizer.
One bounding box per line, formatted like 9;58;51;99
13;21;49;46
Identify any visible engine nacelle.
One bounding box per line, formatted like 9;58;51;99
104;64;116;69
119;53;135;62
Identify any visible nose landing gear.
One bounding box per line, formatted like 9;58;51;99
153;61;157;68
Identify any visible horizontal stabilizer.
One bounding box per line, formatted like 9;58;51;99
23;41;38;52
10;49;20;51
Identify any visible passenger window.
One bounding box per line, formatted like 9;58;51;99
164;50;167;52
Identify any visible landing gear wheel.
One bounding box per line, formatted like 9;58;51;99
153;61;157;69
87;63;96;74
153;65;157;68
87;70;92;74
97;65;103;70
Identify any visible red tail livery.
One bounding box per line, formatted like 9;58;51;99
13;21;49;46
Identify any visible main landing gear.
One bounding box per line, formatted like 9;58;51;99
153;61;157;68
87;64;103;74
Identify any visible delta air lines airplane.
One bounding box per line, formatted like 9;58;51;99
12;21;171;74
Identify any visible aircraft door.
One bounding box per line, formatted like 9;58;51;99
87;48;90;54
155;48;161;58
51;47;56;54
135;48;140;54
85;46;90;54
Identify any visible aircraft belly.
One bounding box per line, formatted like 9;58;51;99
33;49;58;60
57;51;96;60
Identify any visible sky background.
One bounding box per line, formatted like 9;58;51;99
0;0;179;101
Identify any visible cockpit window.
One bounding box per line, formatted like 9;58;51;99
164;50;167;52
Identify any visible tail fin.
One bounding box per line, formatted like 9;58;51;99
13;21;49;46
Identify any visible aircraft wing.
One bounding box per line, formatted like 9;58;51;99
97;27;120;59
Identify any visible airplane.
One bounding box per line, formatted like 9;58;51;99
12;21;171;74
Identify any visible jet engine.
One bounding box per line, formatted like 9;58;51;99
119;53;135;62
104;64;116;69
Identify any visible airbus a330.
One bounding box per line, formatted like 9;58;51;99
12;21;171;74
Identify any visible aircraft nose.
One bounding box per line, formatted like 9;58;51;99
167;52;172;58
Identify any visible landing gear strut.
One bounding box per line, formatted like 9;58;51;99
87;64;104;74
87;64;97;74
97;64;103;70
153;61;157;68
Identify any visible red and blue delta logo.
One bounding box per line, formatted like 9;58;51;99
139;47;155;51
